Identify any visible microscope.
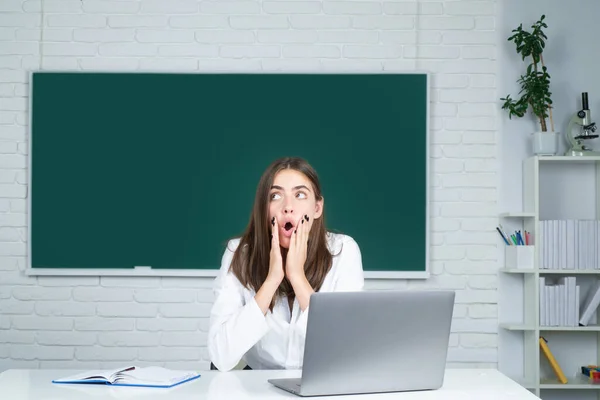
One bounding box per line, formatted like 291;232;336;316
565;92;600;156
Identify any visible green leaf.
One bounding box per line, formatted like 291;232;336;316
503;14;552;130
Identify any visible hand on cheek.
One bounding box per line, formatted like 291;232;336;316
286;214;312;283
268;216;284;284
286;213;314;312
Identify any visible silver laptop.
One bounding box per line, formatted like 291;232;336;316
268;290;455;397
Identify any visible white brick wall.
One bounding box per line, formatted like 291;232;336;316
0;0;498;371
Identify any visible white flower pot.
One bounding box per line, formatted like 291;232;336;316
531;131;558;156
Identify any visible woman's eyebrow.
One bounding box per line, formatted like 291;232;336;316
270;185;311;192
293;185;311;192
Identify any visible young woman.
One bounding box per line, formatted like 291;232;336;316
208;157;364;371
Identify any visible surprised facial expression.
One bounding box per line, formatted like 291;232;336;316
268;169;323;249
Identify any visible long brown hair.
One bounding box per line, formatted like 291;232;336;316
228;157;333;307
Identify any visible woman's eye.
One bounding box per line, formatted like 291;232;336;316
271;193;281;200
296;192;307;199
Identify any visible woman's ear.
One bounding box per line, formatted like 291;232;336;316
314;196;324;219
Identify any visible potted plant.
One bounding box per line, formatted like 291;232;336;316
500;14;557;155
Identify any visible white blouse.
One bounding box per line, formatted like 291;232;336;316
208;232;365;371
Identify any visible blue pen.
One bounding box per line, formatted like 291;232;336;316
519;231;525;246
516;231;524;245
496;227;510;245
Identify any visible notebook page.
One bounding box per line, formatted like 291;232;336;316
116;367;198;386
54;366;135;383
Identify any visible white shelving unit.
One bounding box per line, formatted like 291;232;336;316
498;156;600;400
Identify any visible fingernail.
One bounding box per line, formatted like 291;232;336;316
305;215;309;221
272;217;275;226
294;230;297;234
302;220;304;224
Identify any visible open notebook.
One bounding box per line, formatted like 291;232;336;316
52;366;200;388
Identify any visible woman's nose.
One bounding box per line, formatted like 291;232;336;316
284;204;293;214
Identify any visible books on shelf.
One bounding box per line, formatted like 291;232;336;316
579;280;600;326
539;220;600;270
52;366;200;388
539;277;600;326
539;277;580;326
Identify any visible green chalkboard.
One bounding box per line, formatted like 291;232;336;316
30;72;429;275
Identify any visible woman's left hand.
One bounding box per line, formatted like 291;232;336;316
285;214;312;283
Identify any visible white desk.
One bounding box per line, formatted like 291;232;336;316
0;368;539;399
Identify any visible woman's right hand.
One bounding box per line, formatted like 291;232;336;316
255;217;284;315
267;216;284;285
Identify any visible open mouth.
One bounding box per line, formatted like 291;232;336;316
279;221;296;238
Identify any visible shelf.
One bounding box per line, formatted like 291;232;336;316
536;155;600;162
540;375;600;389
499;154;600;399
500;268;600;275
500;268;536;273
500;323;600;331
539;269;600;275
500;323;535;331
499;212;536;218
540;325;600;332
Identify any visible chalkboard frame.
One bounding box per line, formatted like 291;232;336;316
25;70;430;280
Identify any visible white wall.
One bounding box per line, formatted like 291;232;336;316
0;0;499;371
499;0;600;213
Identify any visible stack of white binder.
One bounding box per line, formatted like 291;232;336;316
539;220;600;270
539;277;600;326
